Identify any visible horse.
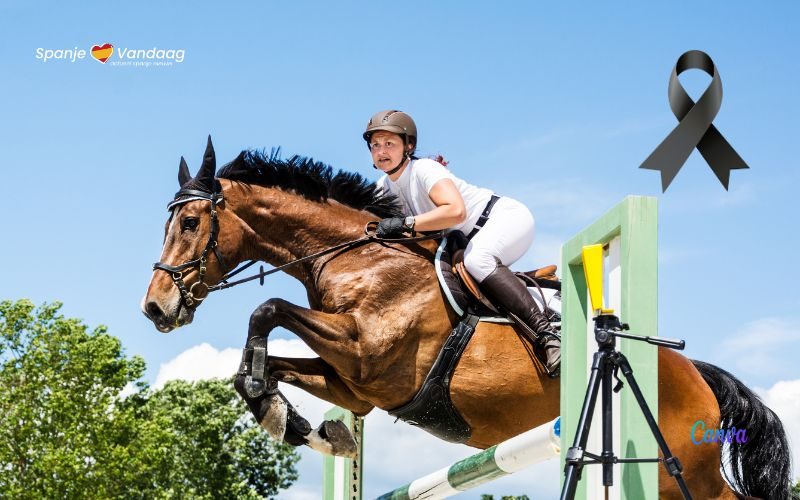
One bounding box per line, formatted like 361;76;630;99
142;138;794;500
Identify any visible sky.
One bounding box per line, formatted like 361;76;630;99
1;1;799;498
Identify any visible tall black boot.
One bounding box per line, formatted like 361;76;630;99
480;264;561;378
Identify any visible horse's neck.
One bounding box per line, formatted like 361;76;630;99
225;182;372;281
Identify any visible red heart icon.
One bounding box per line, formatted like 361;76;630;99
91;43;114;63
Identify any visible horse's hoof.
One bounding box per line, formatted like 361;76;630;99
306;419;358;458
258;394;288;441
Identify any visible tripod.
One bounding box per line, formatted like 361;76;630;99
559;314;693;500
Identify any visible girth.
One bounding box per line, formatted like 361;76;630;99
387;314;480;443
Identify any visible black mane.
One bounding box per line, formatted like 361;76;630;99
216;149;403;218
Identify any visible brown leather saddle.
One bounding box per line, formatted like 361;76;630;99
453;249;558;314
436;231;560;317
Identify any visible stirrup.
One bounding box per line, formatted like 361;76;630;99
538;344;561;379
533;330;561;378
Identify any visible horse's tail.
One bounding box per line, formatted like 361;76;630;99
691;360;796;500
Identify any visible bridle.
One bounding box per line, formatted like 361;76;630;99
152;185;444;311
152;187;226;309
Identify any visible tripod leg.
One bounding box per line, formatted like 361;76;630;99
613;352;694;500
560;350;607;500
601;361;614;488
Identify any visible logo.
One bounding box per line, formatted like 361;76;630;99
34;47;86;63
91;43;114;63
35;42;186;68
690;419;748;445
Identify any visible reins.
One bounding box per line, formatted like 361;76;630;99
211;221;441;293
153;191;442;308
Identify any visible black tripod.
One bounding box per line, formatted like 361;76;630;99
559;314;693;500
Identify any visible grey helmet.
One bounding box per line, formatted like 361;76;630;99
363;110;417;148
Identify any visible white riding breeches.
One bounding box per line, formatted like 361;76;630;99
462;196;535;283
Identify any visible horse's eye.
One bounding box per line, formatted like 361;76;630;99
181;217;199;232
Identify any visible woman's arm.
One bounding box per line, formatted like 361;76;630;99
412;179;467;231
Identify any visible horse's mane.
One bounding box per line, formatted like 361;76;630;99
217;149;404;219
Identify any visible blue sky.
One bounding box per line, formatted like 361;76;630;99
2;1;798;498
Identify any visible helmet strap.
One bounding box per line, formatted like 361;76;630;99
374;154;408;176
372;144;412;175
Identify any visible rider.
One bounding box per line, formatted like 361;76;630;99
365;109;561;377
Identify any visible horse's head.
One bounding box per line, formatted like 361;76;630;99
142;136;234;333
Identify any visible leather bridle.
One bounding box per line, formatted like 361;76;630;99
152;188;226;309
152;185;445;311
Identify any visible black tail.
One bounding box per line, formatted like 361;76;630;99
692;360;796;500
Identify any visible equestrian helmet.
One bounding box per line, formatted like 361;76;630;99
363;110;417;146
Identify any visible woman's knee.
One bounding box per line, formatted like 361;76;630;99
463;249;498;283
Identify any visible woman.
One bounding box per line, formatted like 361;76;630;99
366;110;560;377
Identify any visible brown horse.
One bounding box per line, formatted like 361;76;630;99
142;138;793;500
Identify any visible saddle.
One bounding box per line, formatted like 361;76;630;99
436;231;561;319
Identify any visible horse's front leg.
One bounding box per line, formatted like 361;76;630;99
234;298;364;457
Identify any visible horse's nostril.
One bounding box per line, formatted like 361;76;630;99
145;301;164;320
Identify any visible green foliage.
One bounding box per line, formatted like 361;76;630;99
0;300;299;499
114;379;300;499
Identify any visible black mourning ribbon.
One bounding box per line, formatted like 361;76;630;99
640;50;748;192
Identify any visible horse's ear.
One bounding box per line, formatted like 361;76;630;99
196;135;217;190
178;156;191;186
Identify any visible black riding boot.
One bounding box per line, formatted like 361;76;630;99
480;264;561;378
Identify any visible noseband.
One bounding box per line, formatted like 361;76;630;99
153;188;226;309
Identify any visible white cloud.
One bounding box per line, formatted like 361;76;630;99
717;317;800;378
153;338;316;389
756;378;800;481
119;381;139;399
153;343;242;389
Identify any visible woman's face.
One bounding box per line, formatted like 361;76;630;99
369;131;411;172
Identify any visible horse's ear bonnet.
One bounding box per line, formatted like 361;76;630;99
178;156;191;186
194;135;218;191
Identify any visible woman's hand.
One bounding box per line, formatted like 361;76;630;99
413;179;467;232
375;217;408;238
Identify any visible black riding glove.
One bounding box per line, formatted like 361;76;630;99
376;217;408;238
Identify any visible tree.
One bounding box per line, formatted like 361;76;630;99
0;300;299;499
114;378;300;499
